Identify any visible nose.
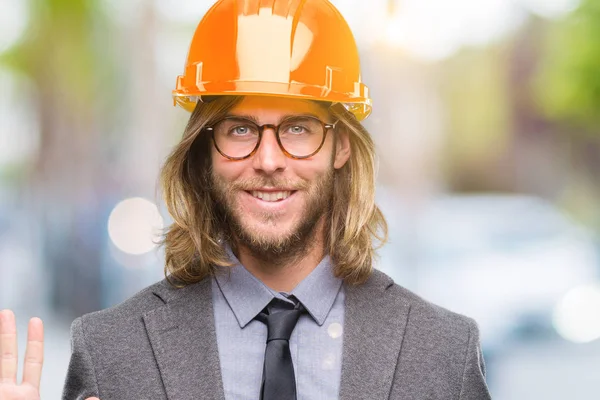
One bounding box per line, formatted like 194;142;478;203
252;128;287;174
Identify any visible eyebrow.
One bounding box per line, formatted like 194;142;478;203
224;113;325;123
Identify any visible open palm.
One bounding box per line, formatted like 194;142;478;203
0;310;98;400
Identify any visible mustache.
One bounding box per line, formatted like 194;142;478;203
229;177;309;191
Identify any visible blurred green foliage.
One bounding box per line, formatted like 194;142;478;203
0;0;114;113
535;0;600;132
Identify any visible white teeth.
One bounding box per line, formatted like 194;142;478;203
251;191;291;202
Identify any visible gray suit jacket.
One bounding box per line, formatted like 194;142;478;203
62;270;491;399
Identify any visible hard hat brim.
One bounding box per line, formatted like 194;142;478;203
172;81;372;121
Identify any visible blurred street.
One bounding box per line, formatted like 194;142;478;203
491;338;600;400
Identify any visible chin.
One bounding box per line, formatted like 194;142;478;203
247;220;297;242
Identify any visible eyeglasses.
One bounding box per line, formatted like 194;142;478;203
204;115;338;160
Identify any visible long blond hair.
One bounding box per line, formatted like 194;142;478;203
159;96;387;287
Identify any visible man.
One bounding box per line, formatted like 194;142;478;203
0;0;491;399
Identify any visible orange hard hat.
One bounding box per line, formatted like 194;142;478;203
172;0;371;120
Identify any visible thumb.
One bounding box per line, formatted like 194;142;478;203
86;398;100;400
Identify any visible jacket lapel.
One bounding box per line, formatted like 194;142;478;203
143;278;225;400
339;270;411;400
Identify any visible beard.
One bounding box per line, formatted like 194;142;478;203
210;167;335;264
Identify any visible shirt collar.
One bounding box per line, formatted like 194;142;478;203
213;247;274;329
288;255;342;326
213;246;342;328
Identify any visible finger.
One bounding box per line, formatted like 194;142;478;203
0;309;18;384
86;398;100;400
22;317;44;390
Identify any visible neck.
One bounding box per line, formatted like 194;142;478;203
233;219;327;292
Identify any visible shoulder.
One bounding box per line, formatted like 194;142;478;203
361;272;490;397
65;278;216;397
75;277;211;336
343;269;488;397
395;280;474;330
366;270;487;393
79;279;165;325
365;269;477;338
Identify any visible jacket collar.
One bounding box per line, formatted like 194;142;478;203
143;269;410;400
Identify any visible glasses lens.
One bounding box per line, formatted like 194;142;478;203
278;117;325;157
213;118;260;158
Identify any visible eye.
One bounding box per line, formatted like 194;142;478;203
229;124;256;136
289;125;306;134
234;126;249;134
281;118;321;135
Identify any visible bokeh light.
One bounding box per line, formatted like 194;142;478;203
107;197;164;255
553;284;600;343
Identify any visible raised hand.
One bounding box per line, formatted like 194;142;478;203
0;310;99;400
0;310;44;400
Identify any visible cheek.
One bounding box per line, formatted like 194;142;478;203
211;152;247;181
286;163;333;195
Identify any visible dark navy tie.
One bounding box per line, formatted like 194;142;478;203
255;298;305;400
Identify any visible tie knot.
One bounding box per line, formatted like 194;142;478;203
256;298;305;342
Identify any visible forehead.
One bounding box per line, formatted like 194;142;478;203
228;96;330;120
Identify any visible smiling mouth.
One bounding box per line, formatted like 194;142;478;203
247;190;296;202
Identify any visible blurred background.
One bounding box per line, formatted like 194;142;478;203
1;0;600;398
